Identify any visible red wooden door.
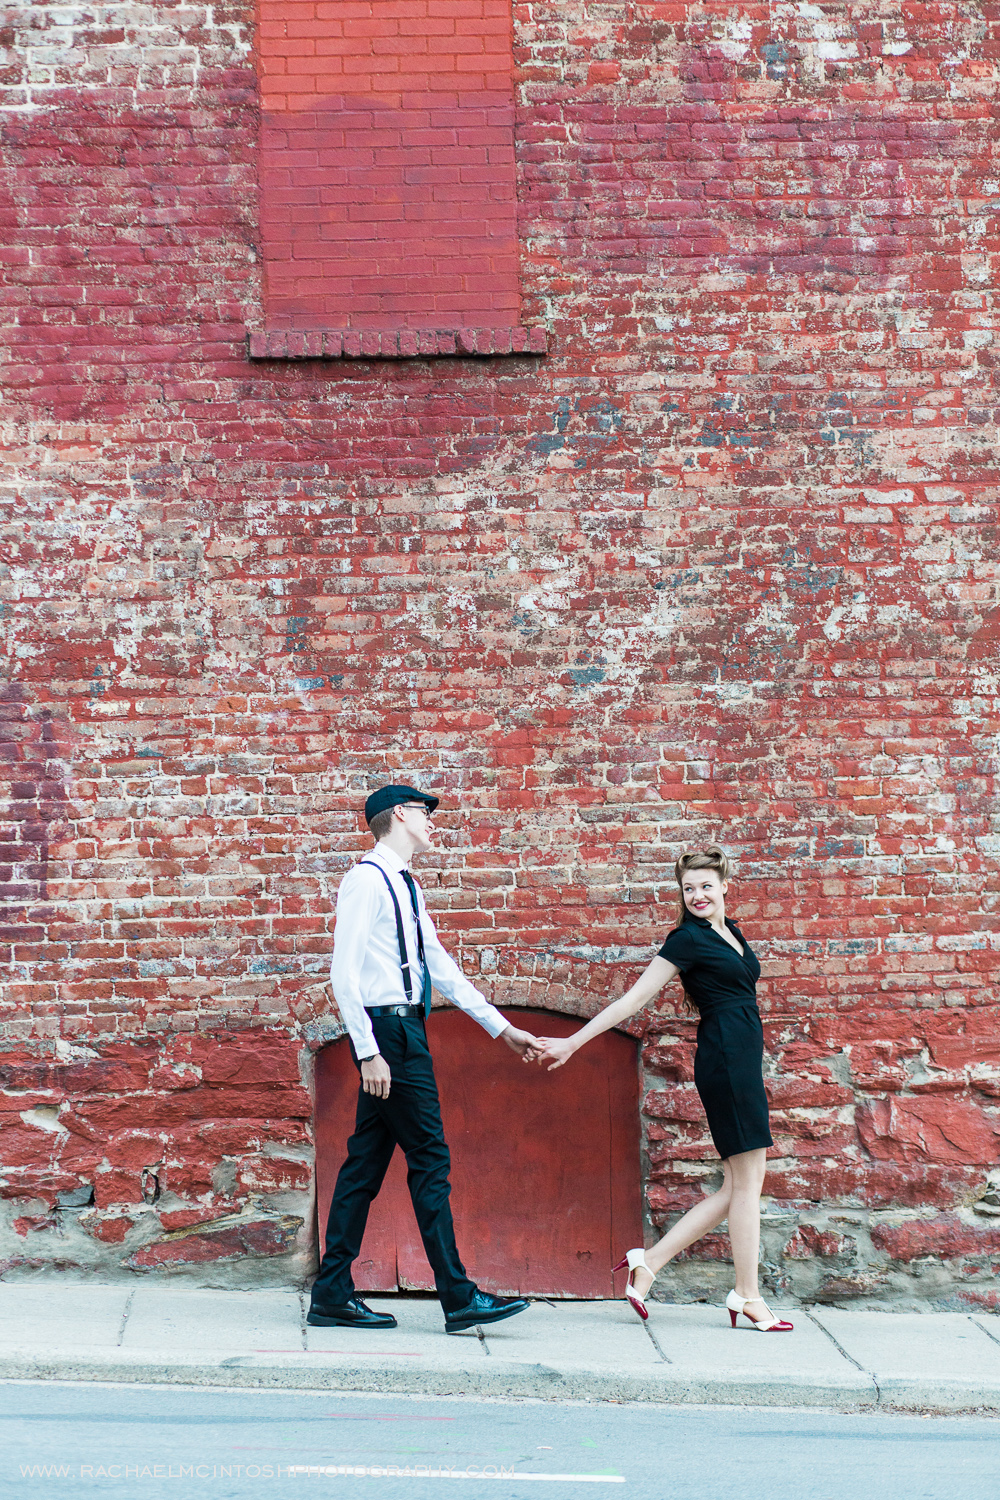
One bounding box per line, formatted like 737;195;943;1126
314;1010;643;1298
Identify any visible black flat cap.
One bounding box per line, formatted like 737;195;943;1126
364;784;439;826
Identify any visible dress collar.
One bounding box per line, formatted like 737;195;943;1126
687;913;738;933
372;843;409;874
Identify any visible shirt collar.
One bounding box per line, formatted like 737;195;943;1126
372;843;409;874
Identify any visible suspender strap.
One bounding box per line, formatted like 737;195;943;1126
359;861;413;1003
403;871;433;1017
400;869;429;979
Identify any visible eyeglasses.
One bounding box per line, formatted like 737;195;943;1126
402;803;433;817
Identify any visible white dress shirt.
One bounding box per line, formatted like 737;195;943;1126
330;843;509;1059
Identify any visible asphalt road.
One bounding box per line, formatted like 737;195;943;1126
3;1381;999;1500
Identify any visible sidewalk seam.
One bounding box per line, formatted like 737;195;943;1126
642;1320;671;1365
804;1310;880;1404
970;1315;1000;1349
116;1289;135;1349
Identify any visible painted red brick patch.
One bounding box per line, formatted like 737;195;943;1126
258;0;520;331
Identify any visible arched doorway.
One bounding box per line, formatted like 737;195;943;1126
314;1010;643;1298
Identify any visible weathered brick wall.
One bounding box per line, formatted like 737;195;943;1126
0;1;998;1305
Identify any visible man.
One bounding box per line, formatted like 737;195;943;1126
308;784;538;1334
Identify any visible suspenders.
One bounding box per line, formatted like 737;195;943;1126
359;861;432;1017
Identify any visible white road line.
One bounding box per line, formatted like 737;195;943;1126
288;1464;625;1482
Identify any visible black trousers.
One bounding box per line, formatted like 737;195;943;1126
311;1015;476;1315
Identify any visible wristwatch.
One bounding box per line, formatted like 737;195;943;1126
357;1053;377;1064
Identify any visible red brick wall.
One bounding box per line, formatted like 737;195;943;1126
258;0;520;329
1;1;998;1303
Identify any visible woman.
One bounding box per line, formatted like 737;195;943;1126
531;846;792;1333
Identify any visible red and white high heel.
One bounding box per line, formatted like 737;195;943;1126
612;1248;657;1321
726;1290;793;1332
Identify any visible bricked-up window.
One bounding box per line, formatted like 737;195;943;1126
254;0;544;359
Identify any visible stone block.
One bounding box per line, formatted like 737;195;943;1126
870;1215;1000;1263
857;1098;1000;1166
124;1211;304;1272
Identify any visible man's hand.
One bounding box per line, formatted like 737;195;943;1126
360;1055;391;1098
500;1025;540;1058
531;1036;577;1071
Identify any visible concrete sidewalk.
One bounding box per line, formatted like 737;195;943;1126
1;1283;999;1415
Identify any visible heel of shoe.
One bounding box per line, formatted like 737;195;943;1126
725;1289;745;1330
615;1248;656;1323
725;1287;794;1333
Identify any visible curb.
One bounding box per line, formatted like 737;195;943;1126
1;1348;972;1412
871;1376;1000;1415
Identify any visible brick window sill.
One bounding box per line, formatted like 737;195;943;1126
246;327;547;362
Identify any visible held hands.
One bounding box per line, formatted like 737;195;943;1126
526;1036;577;1071
501;1024;541;1057
360;1055;392;1099
501;1026;577;1071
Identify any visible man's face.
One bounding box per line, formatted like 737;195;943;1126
398;801;435;852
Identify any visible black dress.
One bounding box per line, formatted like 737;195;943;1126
658;914;773;1161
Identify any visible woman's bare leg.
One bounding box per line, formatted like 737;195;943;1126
726;1148;768;1313
628;1149;770;1310
627;1162;734;1299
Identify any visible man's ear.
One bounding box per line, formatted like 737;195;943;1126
392;802;407;822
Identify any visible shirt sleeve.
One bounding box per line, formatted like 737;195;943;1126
657;924;698;973
330;867;382;1058
418;889;509;1038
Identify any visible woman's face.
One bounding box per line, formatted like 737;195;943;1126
682;869;728;921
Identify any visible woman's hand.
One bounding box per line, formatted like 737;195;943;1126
530;1036;577;1071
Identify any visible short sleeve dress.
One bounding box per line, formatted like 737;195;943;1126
658;914;773;1161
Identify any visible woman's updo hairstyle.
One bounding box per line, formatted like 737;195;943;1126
674;845;730;928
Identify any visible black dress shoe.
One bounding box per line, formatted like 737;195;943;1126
307;1296;397;1329
444;1290;530;1334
